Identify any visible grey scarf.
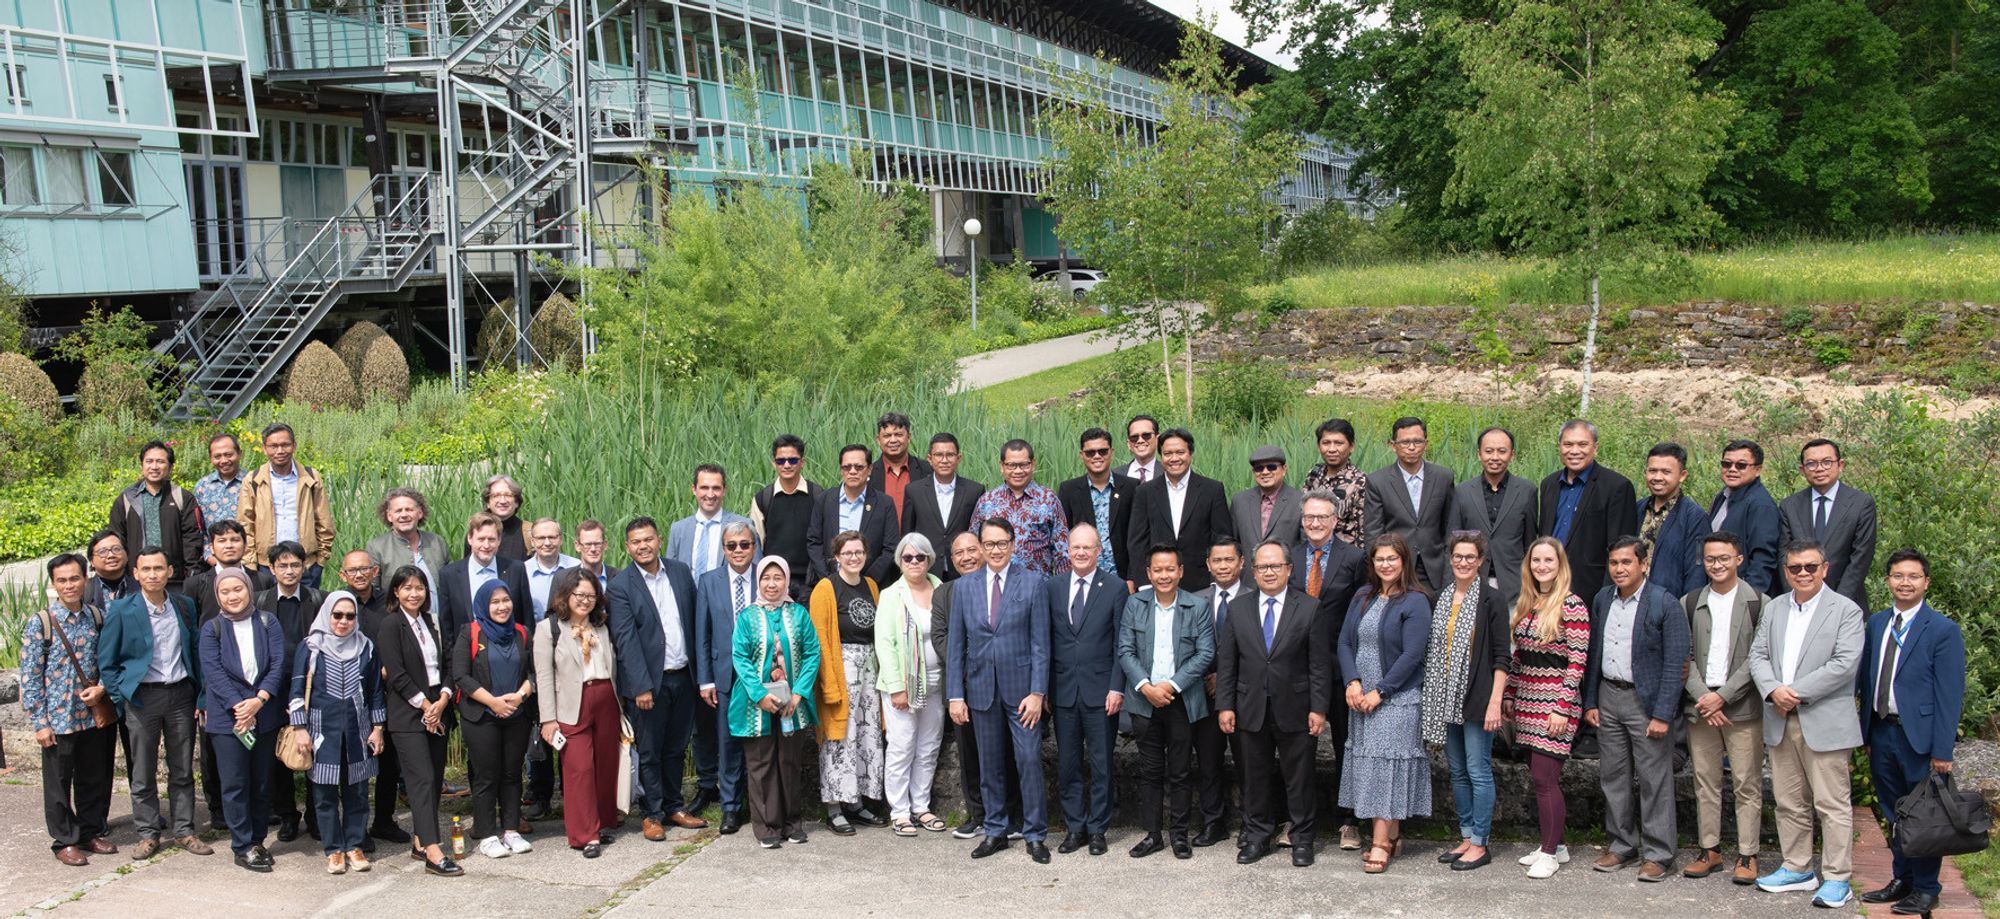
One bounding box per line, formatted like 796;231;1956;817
1420;580;1482;745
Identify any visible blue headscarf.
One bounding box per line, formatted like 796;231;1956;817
472;580;523;699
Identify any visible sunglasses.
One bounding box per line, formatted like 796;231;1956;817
1082;447;1111;458
723;541;755;550
1785;562;1822;574
1251;462;1283;473
1719;460;1756;471
773;456;801;466
1127;431;1154;442
330;612;357;621
839;463;867;472
900;553;930;563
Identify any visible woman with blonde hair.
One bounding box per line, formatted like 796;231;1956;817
1501;536;1591;879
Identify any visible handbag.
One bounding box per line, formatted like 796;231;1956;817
276;652;316;773
1894;771;1993;858
41;609;117;730
615;715;636;816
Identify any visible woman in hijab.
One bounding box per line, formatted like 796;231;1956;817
197;566;289;872
534;567;620;857
454;581;536;861
288;591;386;875
376;565;462;876
731;556;820;849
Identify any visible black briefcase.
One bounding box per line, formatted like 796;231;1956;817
1894;772;1993;859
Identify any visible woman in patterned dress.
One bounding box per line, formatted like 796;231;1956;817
1338;533;1434;874
1501;537;1591;879
807;531;886;835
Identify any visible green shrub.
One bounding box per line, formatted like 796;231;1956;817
0;351;60;424
334;321;390;378
1198;359;1298;424
1813;336;1853;367
51;306;164;412
475;299;523;371
0;473;120;560
1079;345;1179;420
77;359;153;418
0;398;68;488
357;335;411;403
529;293;584;369
282;341;360;410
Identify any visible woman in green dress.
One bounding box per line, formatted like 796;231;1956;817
729;556;821;849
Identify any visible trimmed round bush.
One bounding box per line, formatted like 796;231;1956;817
529;292;583;370
77;360;153;419
474;298;519;371
334;320;390;378
282;340;359;410
357;334;410;403
0;351;60;424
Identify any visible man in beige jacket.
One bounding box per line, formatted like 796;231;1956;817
237;423;335;584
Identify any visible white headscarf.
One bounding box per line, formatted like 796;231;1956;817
306;590;370;663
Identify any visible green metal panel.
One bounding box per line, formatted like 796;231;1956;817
1020;205;1061;261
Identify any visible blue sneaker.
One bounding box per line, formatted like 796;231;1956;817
1756;867;1820;892
1810;880;1851;908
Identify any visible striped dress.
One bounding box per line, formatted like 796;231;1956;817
1503;595;1590;758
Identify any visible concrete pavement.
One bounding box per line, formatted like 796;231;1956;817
954;325;1138;392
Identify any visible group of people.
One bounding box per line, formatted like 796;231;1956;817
16;412;1964;915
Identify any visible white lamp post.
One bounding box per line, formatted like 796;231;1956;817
963;217;983;331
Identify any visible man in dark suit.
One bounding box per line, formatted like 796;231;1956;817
1116;543;1215;860
694;522;760;835
1045;523;1126;856
254;540;326;842
1709;439;1783;595
1778;438;1878;612
1191;539;1248;847
947;519;1052;863
1637;442;1711;599
1230;445;1305;552
806;444;901;587
901;433;985;582
1857;548;1965;916
437;512;532;653
1289;494;1368;849
1219;541;1332;868
868;411;933;521
1582;538;1689;881
931;531;1020;839
1118;414;1162;484
607;516;709;838
1447;427;1539;606
1364;417;1455;591
1058;428;1137;587
1538;419;1639;608
1126;429;1234;592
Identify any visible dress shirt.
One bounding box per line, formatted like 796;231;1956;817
468;557;499;602
1878;603;1919;715
691;512;724;576
1711;486;1734;530
1810;480;1842;536
934;476;959;528
1087;477;1118;580
232;616;260;685
1702;584;1738;688
404;612;447;707
1552;464;1594;543
1600;584;1641;683
1145;597;1179;690
837;490;865;534
881;459;914;516
269;465;301;544
1779;589;1821;685
143;596;189;684
1129;459;1157;483
1482;473;1511;523
1165;472;1190;537
527;553;579;620
1402;467;1425;514
1259;588;1287;637
642;563;689;671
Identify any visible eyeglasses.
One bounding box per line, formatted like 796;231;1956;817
836;549;867;558
569;588;598;598
980;539;1013;549
900;554;930;563
341;566;376;576
1301;513;1333;523
93;547;125;558
1372;556;1401;566
1785;562;1822;575
1081;448;1111;459
1393;438;1427;448
1719;460;1756;471
1252;563;1287;573
1251;462;1283;473
576;540;606;550
329;612;357;621
1001;461;1033;471
1702;555;1739;567
773;456;801;466
838;463;867;472
1887;572;1928;583
930;451;959;460
723;541;755;551
1802;459;1838;471
1127;431;1154;443
1449;555;1481;564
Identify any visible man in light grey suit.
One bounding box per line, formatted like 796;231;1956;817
1777;438;1878;612
1446;426;1538;606
1747;539;1866;909
1230;445;1304;552
1364;417;1455;591
667;463;755;578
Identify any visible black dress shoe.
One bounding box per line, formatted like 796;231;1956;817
1026;841;1051;864
1864;880;1914;903
277;819;301;843
524;802;550;822
1129;834;1165;858
719;812;743;835
1438;848;1465;864
687;788;718;814
370;823;411;844
970;836;1010;859
1171;834;1193;860
1191;824;1229;847
1057;832;1087;854
1892;891;1940;915
425;856;464;877
234;848;274;873
1292;844;1315;868
580;842;602;858
1450;850;1491;871
1238;842;1271;865
1088;834;1107;856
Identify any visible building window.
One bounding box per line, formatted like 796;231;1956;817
103;74;124;116
44;147;86;202
3;64;26;108
97;150;134;207
0;146;37;204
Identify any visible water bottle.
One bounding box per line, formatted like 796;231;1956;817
450;815;465;857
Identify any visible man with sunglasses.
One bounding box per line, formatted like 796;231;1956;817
695;521;763;835
1118;415;1162;484
1778;438;1879;612
750;433;820;599
1748;540;1866;909
1707;439;1781;595
1231;445;1304;552
1058;428;1136;586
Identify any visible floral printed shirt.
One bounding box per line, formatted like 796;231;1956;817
971;483;1070;578
20;601;104;735
1303;462;1367;546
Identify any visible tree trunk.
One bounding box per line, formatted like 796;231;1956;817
1181;303;1195;417
1581;266;1600;416
1157;307;1176;407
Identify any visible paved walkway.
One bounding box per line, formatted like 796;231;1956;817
954;325;1138;391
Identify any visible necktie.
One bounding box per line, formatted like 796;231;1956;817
1813;495;1829;540
1262;597;1278;651
1070;578;1087;627
1307;547;1323;598
1259;493;1274;534
1712;492;1731;530
732;574;746;616
1875;614;1905;715
1137;465;1149;483
1214;589;1229;626
989;573;1002;628
695;520;713;574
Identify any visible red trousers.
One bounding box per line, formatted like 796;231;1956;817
559;680;623;848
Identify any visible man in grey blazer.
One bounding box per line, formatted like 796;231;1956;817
1747;539;1866;909
666;463;755;579
1777;438;1878;612
1680;531;1769;883
1230;445;1304;552
1446;426;1538;606
1365;417;1455;591
1116;543;1215;860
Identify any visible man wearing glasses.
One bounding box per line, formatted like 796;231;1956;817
695;522;763;835
1778;439;1879;611
1748;540;1866;909
1679;532;1768;884
1365;417;1456;592
1231;445;1304;552
971;439;1070;578
806;444;902;587
750;433;820;599
1707;439;1781;595
903;433;986;582
1118;415;1162;484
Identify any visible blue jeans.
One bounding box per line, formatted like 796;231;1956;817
1444;722;1496;845
314;777;369;855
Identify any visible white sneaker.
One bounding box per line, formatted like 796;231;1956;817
502;831;533;855
1518;844;1569;866
479;835;510;859
1526;851;1561;879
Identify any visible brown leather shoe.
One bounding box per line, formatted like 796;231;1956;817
1732;854;1759;885
1594;850;1635;872
667;811;709;830
177;836;215;856
642;818;667;841
86;837;117;855
1683;847;1723;878
131;838;162;860
55;845;89;866
1637;861;1670;882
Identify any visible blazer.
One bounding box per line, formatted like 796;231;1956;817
1289;538;1367;661
436;557;533;652
805;485;902;585
1115;588;1215;722
946;563;1049;712
377;609;455;734
1217;589;1330;733
109;480;205;583
1437;586;1514;726
533;620;617;727
255;586;326;663
98;593;200;712
197;610;289;734
869;454;934;498
606;558;699;699
1639;494;1711;599
451;620;535;724
1446;474;1540;604
1581;581;1692;722
929;578;957;670
902;475;988;575
1364;461;1456;591
1749;587;1865;751
365;530;454;599
1057;474;1136;579
694;564;761;695
1338;588;1432;701
1125;471;1234;592
1778;483;1879;612
1044;567;1127;708
1682;584;1769;723
666;510;755;572
1858;603;1965;761
1538;463;1639;608
1707;477;1782;596
1230;484;1305;552
185;566;274;625
238;462;337;569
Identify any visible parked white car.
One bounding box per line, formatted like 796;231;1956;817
1033;267;1105;302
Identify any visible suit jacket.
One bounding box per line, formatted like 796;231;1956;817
902;475;987;575
666;510;755;574
1126;472;1234;592
1708;478;1782;596
196;610;289;734
1117;458;1160;484
1681;585;1768;722
1749;587;1865;751
1538;463;1639;608
376;609;454;734
1581;581;1689;722
255;586;326;663
1057;474;1136;579
945;563;1048;712
1858;603;1965;760
1640;494;1711;599
1216;589;1328;733
1447;474;1539;604
1364;461;1456;591
98;593;200;711
694;565;760;695
1044;568;1126;708
436;558;532;653
930;578;957;669
1778;483;1879;612
451;621;536;724
869;454;934;497
1116;589;1215;722
806;486;901;585
606;559;699;699
1230;484;1305;552
534;620;618;727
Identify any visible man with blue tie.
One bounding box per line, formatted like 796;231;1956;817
1046;523;1125;857
1857;549;1966;916
608;516;709;839
1117;544;1214;860
1219;541;1331;868
1778;439;1879;612
948;519;1052;863
667;463;753;814
695;522;762;836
